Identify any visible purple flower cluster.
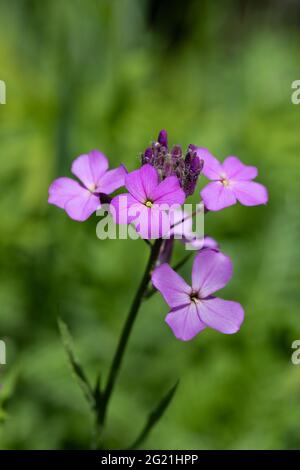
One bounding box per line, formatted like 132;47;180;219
141;130;203;196
48;130;268;341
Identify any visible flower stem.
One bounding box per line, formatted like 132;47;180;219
98;238;163;430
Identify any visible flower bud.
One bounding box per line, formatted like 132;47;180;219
157;129;168;148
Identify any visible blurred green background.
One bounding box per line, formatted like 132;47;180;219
0;0;300;450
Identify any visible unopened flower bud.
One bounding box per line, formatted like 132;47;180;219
157;129;168;148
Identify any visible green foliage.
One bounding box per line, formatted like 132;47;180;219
57;318;96;412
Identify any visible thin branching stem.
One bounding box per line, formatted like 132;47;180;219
97;238;163;431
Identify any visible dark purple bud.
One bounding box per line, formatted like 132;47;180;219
145;147;153;160
175;159;185;181
156;155;165;169
190;156;203;175
171;145;182;161
145;147;153;159
157;129;168;148
182;155;203;196
163;160;174;177
141;147;153;165
184;152;192;167
188;144;197;152
183;175;197;196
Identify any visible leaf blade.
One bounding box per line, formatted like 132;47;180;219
57;317;96;410
129;380;179;449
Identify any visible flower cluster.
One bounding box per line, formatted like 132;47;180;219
48;130;268;341
141;129;203;196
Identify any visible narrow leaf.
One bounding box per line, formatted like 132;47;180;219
58;317;96;410
94;372;102;409
129;380;179;449
0;364;19;425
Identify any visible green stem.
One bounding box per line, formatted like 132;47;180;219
98;238;163;429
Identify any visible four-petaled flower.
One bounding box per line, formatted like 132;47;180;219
152;249;244;341
110;164;185;239
48;150;126;221
197;148;268;211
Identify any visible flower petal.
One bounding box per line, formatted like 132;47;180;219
202;236;219;250
71;150;108;189
232;181;268;206
201;181;236;211
48;177;100;221
48;177;99;221
97;165;127;194
195;148;222;180
48;177;82;209
186;235;219;251
223;156;258;181
165;303;207;341
198;297;244;334
152;263;191;308
151;176;186;206
134;204;170;239
64;191;100;221
125;164;159;202
110;193;141;225
192;249;232;297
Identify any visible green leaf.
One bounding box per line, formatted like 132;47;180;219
57;317;96;411
129;380;179;449
94;372;102;409
0;363;19;425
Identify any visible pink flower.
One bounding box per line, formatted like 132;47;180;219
48;150;126;221
152;249;244;341
110;164;185;239
198;148;268;211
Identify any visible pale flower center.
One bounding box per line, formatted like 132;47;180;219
219;173;230;187
145;200;153;208
88;183;97;193
220;177;230;187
